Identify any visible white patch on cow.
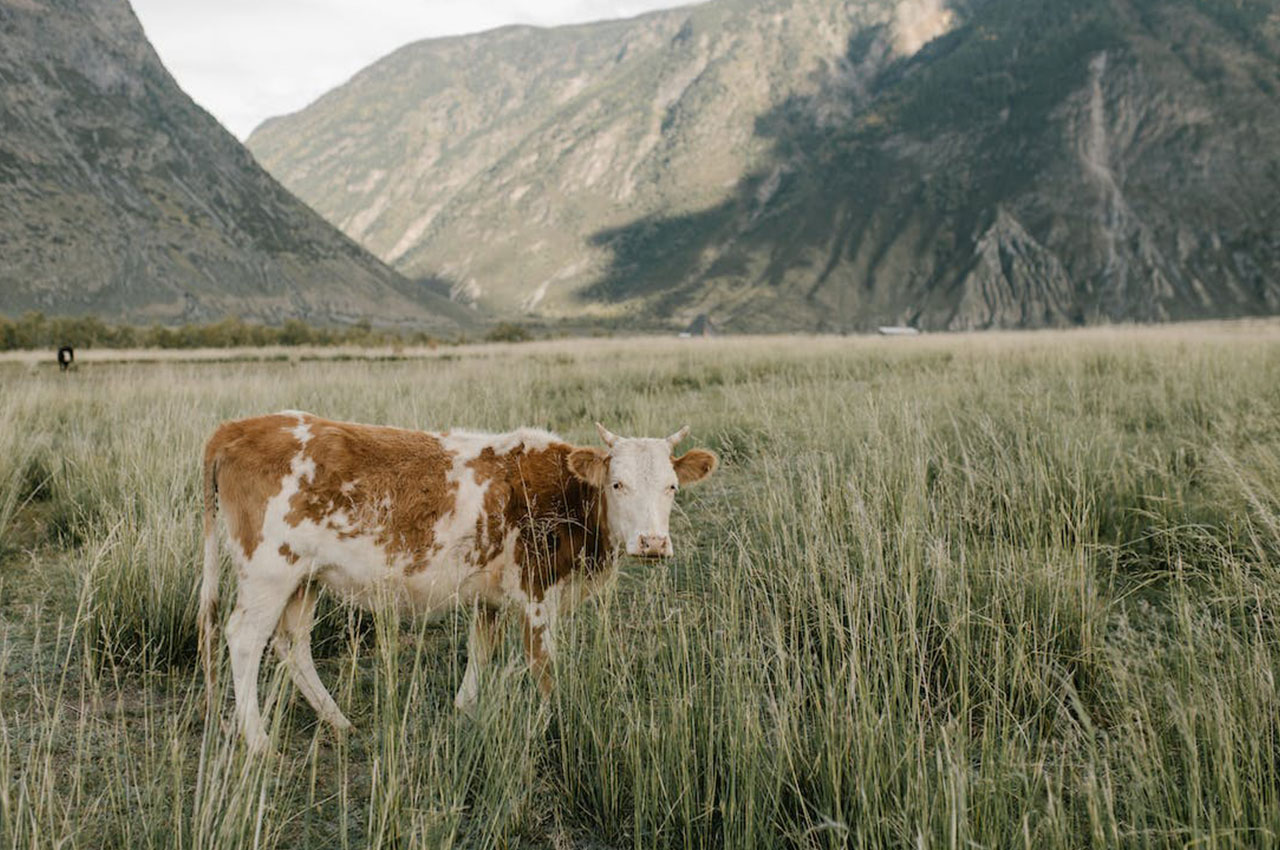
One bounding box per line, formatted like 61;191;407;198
399;556;495;616
431;432;494;565
282;410;314;446
426;428;560;571
498;535;532;607
445;427;559;457
247;435;401;610
327;509;356;534
524;585;562;660
340;481;356;495
294;455;316;485
454;665;482;710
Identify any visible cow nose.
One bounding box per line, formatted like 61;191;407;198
637;534;672;558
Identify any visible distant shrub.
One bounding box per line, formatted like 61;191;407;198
485;322;533;343
0;311;455;351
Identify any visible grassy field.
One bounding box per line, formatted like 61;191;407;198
2;326;1280;849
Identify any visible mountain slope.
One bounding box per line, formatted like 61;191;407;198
248;0;904;315
590;0;1280;330
248;0;1280;330
0;0;474;330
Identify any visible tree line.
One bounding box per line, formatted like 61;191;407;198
0;312;457;351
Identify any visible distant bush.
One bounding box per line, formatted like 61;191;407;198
484;322;533;343
0;311;449;351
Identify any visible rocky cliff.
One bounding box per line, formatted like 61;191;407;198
0;0;474;330
248;0;1280;331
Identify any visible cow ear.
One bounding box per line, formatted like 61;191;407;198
568;447;609;488
674;449;718;486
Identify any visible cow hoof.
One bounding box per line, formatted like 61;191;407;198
327;713;353;733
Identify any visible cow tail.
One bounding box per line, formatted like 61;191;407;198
198;451;221;716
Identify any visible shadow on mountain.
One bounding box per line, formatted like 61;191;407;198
387;273;483;326
582;0;1280;330
406;274;456;301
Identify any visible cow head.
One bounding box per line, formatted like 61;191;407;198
567;423;718;558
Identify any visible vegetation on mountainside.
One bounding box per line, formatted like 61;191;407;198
3;326;1280;847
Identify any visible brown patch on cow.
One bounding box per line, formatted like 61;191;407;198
435;441;610;601
440;440;614;602
278;544;300;565
204;414;306;559
674;449;718;486
280;419;458;564
205;413;462;565
511;445;612;603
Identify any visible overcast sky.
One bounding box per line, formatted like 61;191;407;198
130;0;697;140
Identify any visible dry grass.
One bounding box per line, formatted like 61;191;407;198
2;325;1280;848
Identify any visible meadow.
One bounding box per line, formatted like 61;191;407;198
1;325;1279;849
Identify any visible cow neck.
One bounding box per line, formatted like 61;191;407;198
533;442;612;557
510;443;614;598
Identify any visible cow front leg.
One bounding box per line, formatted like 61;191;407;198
454;606;502;714
225;566;299;753
272;583;352;732
521;611;555;698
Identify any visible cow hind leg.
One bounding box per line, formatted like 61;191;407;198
225;563;299;753
272;583;352;732
454;606;502;714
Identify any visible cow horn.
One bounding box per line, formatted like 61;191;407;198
666;425;690;447
595;422;619;447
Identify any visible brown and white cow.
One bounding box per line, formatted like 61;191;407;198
198;411;717;751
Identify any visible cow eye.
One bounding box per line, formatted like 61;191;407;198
612;481;623;491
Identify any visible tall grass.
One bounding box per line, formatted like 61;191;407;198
1;327;1279;848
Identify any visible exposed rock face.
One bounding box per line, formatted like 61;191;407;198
249;0;1280;331
0;0;474;330
950;209;1076;330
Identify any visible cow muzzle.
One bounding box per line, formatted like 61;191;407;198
630;533;673;559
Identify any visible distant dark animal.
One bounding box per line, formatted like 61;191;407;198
57;346;74;371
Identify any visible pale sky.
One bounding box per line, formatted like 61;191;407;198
130;0;697;140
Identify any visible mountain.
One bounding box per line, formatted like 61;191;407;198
247;0;1280;331
246;0;902;318
0;0;474;331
